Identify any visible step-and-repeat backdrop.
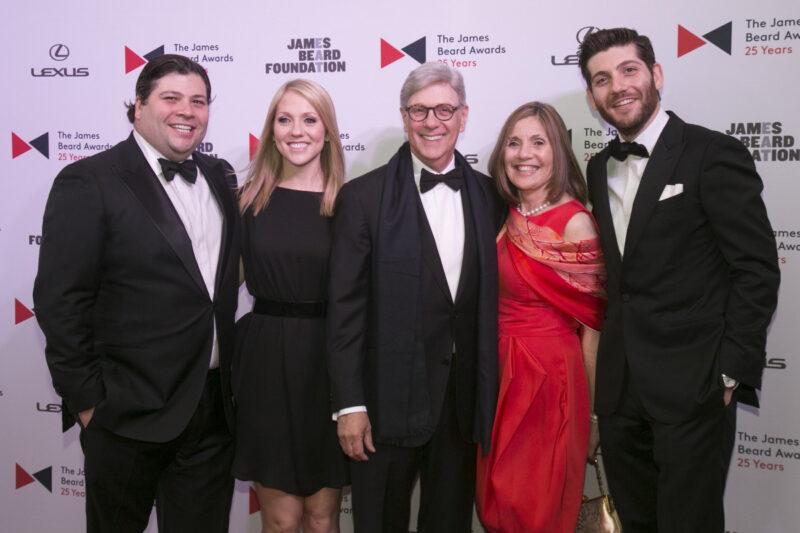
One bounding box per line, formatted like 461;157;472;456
2;1;796;531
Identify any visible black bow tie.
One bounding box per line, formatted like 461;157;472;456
419;167;463;193
608;138;649;161
159;158;198;184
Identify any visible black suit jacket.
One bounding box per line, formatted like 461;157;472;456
327;144;502;450
33;134;240;442
587;112;780;423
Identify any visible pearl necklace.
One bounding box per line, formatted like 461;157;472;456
516;201;550;217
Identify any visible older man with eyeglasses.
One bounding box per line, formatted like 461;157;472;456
326;62;503;532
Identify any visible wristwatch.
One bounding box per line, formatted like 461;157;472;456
721;374;738;388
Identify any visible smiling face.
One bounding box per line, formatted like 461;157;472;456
586;43;663;140
504;116;553;203
272;90;326;172
134;72;209;162
402;82;468;172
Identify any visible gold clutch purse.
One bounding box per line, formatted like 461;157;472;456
575;456;622;533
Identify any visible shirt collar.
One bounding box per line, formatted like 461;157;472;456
411;152;456;192
625;107;669;156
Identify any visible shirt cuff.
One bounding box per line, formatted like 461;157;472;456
332;405;367;421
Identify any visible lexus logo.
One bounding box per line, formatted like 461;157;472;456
576;26;599;44
49;44;70;61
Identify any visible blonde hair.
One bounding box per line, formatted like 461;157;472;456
238;79;345;216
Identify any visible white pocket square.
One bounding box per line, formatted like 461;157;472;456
659;183;683;201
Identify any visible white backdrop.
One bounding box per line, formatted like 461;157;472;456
2;1;797;531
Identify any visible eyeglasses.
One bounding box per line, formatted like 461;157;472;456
404;104;462;122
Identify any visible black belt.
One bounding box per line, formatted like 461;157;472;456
253;299;327;318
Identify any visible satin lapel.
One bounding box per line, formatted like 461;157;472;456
589;152;622;269
458;154;496;290
114;138;208;296
454;181;477;304
623;115;685;259
195;154;235;297
416;193;453;304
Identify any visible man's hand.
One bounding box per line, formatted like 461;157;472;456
723;386;735;406
78;407;95;428
337;412;375;461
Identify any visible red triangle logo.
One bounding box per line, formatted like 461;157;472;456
380;38;405;68
677;25;707;57
249;134;260;162
125;46;147;74
249;486;260;514
15;464;35;489
15;299;35;325
11;132;31;158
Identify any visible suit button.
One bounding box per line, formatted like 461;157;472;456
442;358;451;366
621;293;630;302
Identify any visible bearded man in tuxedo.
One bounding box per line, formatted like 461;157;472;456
578;27;780;532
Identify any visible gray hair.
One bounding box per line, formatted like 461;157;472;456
399;62;467;108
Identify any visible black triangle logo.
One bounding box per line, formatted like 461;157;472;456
30;133;49;159
402;37;426;64
144;45;165;62
703;22;732;55
33;466;52;493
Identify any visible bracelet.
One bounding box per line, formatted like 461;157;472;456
590;412;598;424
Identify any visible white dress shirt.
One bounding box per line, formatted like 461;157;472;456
412;153;465;300
607;108;669;254
133;130;223;368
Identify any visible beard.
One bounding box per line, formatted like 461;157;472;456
596;79;660;139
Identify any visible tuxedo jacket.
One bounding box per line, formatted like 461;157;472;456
587;112;780;423
33;134;240;442
327;144;502;450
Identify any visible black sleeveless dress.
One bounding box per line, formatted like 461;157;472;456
231;187;348;496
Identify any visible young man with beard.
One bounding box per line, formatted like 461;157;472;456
578;28;780;532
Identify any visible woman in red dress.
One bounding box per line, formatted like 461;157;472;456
476;102;607;532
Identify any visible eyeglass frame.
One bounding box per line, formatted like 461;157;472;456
403;103;463;122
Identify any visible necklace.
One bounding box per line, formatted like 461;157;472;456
516;201;550;217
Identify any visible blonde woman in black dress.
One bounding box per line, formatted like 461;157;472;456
233;79;347;533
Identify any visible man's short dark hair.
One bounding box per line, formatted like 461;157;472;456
125;54;211;123
578;27;656;86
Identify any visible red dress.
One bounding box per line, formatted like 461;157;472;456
476;200;606;533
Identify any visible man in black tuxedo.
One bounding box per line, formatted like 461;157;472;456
33;55;239;533
578;28;780;532
327;62;501;532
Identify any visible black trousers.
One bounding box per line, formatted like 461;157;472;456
80;370;234;533
350;376;476;533
598;369;737;533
